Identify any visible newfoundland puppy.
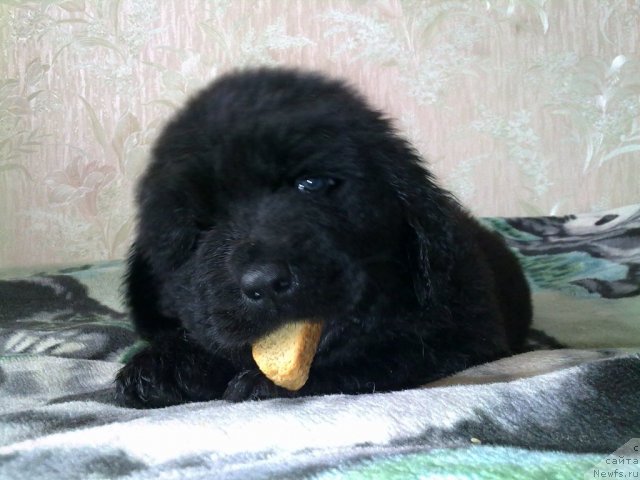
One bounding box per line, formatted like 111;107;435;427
115;68;532;407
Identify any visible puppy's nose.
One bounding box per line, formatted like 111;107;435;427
240;262;293;302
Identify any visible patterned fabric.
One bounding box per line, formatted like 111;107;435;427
0;206;639;479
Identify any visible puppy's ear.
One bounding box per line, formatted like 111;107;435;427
135;177;199;273
386;154;457;308
135;160;216;277
135;160;216;276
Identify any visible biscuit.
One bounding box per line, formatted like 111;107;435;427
251;321;323;391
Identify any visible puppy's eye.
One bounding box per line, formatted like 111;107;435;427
296;176;336;193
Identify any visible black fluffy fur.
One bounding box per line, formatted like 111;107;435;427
115;68;532;407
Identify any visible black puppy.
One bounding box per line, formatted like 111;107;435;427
115;68;532;407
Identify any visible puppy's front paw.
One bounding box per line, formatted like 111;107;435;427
222;370;292;402
114;347;184;408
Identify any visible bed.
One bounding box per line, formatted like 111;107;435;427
1;204;638;479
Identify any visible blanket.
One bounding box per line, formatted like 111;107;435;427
1;205;639;479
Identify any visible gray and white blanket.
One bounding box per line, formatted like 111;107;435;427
1;205;639;479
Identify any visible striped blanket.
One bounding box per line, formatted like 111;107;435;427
1;205;638;479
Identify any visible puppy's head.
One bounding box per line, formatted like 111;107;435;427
134;68;455;352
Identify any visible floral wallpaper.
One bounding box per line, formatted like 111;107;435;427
1;0;639;268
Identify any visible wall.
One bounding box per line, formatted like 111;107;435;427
1;0;639;268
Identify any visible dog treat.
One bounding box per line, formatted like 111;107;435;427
251;321;323;391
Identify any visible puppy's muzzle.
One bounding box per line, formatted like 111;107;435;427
239;262;294;302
